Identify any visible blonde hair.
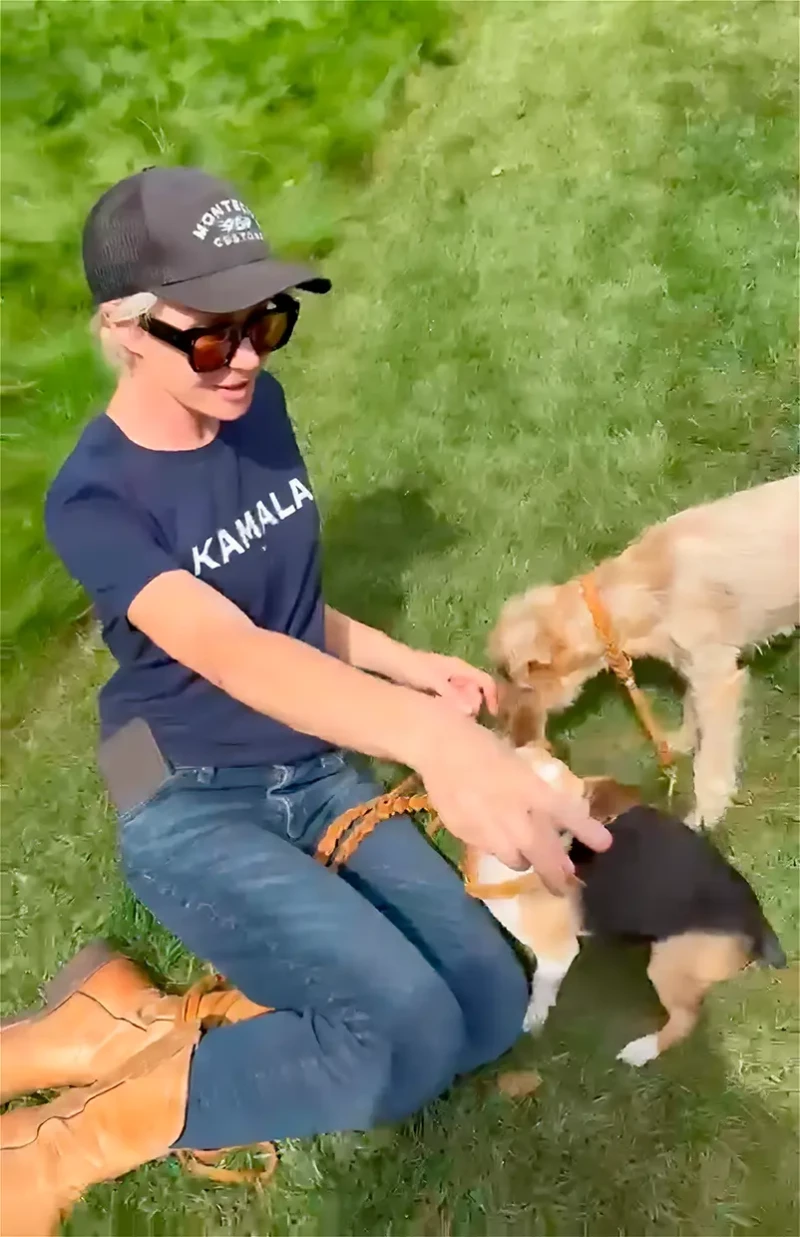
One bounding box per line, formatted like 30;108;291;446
92;292;158;370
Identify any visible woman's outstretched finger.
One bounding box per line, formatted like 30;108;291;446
519;776;612;854
501;809;571;893
564;804;612;852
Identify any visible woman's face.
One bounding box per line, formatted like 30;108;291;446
117;299;264;422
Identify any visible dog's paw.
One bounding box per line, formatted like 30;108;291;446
686;804;725;831
685;801;725;830
617;1034;659;1067
522;1004;549;1035
689;783;735;830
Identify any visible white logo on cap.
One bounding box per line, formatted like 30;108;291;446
191;199;264;249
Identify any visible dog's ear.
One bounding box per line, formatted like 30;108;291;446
493;650;553;689
512;642;554;679
488;610;554;684
583;777;642;824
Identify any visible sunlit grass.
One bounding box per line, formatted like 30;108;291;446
2;1;798;1233
0;0;454;677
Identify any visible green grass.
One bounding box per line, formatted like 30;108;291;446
0;0;454;683
2;1;799;1233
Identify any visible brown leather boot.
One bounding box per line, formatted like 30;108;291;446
0;1017;201;1237
0;941;269;1104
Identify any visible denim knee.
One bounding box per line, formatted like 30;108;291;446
372;969;466;1124
179;971;467;1148
457;931;529;1074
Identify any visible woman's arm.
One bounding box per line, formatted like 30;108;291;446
324;606;498;716
132;577;438;768
129;571;611;888
324;606;421;683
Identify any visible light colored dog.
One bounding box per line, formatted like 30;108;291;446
488;475;799;827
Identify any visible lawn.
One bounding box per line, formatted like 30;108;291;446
0;0;454;688
2;1;798;1234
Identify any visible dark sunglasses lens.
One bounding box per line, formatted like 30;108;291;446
250;310;291;354
191;333;234;373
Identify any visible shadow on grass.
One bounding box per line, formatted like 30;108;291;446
549;657;684;740
320;473;463;636
276;945;798;1236
746;632;800;684
64;938;798;1237
545;629;798;738
545;637;798;816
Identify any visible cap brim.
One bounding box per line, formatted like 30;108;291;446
153;257;331;313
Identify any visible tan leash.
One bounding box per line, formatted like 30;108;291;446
315;779;540;900
174;975;279;1189
461;857;545;900
314;775;435;871
176;1143;278;1188
579;574;676;770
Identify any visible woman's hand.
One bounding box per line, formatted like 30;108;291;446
391;649;498;718
323;609;496;718
411;709;611;892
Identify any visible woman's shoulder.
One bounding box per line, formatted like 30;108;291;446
47;415;130;506
44;415;149;565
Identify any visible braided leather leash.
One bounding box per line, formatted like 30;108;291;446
314;775;436;871
174;975;278;1188
579;574;675;769
314;777;541;900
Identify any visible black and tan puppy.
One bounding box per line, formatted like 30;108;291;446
470;685;786;1065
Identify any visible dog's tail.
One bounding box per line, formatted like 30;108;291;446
756;924;787;969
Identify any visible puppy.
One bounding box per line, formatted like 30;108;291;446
467;753;787;1066
489;474;800;827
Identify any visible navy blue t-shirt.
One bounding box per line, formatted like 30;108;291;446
45;372;331;769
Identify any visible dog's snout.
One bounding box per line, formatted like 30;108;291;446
496;680;547;748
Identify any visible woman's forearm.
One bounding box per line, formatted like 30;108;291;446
129;576;438;766
219;622;442;768
324;606;418;684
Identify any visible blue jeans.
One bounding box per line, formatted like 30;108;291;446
119;751;527;1151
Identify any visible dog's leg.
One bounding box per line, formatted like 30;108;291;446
518;892;581;1034
617;933;746;1066
618;940;702;1066
685;654;747;828
667;686;698;755
618;1004;700;1066
524;947;580;1033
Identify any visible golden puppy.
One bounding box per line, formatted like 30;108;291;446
489;475;799;827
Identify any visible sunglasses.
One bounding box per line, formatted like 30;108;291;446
141;293;300;373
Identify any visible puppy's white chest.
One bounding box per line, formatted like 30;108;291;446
473;854;531;938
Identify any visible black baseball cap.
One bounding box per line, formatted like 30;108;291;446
82;166;331;313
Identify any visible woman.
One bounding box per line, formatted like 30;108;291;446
1;167;609;1231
